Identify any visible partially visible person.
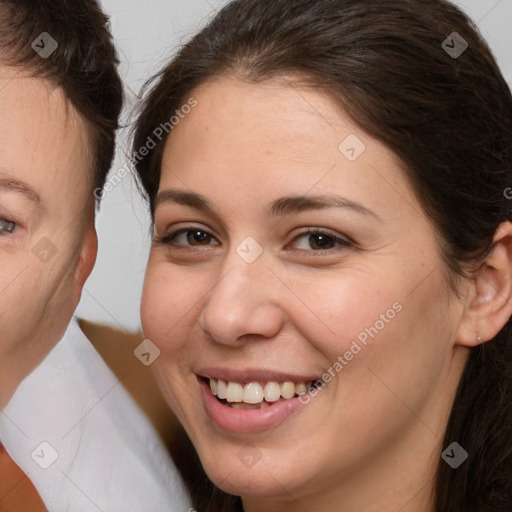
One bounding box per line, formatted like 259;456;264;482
0;1;191;510
133;0;512;511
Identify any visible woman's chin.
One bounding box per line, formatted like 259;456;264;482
202;456;297;499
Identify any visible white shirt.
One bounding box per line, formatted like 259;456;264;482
0;318;192;512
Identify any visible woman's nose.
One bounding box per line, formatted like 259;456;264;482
198;253;287;346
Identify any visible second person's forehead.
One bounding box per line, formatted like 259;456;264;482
0;76;92;200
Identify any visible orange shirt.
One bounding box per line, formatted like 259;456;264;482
0;444;46;512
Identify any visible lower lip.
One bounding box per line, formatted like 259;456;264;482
199;378;306;433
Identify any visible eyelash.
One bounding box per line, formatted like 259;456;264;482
287;228;353;252
154;226;218;248
154;226;353;253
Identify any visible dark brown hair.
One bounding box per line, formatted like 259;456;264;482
0;0;123;194
133;1;512;510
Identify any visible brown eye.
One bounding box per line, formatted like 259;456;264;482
187;230;212;246
308;233;336;250
156;227;220;247
290;230;352;251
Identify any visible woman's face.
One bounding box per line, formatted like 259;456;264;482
142;77;469;507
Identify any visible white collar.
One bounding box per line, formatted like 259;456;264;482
0;318;191;511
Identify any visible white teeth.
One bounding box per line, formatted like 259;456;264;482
281;381;295;399
217;379;227;399
208;378;311;404
243;382;264;404
226;382;244;403
295;382;307;395
264;382;281;402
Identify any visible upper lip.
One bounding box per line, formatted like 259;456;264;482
197;367;319;384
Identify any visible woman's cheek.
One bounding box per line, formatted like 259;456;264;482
141;270;198;352
297;276;398;355
141;270;173;342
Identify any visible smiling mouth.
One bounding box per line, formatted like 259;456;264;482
204;377;314;409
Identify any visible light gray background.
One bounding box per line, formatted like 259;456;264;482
75;0;512;332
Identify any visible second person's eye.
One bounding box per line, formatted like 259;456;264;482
0;219;16;235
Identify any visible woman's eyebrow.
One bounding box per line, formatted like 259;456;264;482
0;170;41;206
268;195;382;221
155;189;216;214
155;189;381;222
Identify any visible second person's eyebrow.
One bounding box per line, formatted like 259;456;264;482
0;170;41;206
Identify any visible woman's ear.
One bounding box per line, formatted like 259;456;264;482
456;222;512;347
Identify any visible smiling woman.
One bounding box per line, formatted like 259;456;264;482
133;0;512;511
